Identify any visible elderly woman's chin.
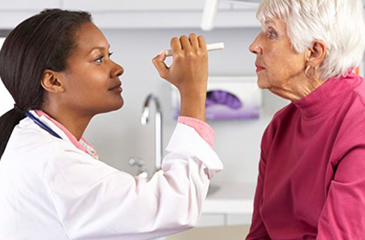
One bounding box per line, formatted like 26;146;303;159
256;75;271;89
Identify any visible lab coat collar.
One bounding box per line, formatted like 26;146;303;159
27;110;99;159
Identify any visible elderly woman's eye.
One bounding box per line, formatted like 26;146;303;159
268;31;276;39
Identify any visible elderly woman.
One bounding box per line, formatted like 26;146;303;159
247;0;365;239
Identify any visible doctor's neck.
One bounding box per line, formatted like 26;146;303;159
41;105;91;141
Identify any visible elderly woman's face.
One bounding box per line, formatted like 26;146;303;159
249;20;306;94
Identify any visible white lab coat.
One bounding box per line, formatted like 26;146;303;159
0;114;223;240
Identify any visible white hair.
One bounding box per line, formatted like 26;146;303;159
257;0;365;80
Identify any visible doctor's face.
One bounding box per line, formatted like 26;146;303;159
58;22;124;116
249;19;306;96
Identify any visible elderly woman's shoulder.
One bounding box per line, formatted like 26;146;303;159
260;103;296;141
271;103;297;124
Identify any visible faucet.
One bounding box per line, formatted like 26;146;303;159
141;94;163;172
128;157;149;178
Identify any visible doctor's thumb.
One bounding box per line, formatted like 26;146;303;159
152;50;169;80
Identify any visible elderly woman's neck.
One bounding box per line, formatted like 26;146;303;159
270;77;325;101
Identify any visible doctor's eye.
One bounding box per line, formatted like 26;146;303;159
95;55;104;63
95;52;113;63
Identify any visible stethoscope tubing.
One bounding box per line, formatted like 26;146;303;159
25;111;63;139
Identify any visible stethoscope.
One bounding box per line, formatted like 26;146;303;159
14;105;63;139
25;111;63;139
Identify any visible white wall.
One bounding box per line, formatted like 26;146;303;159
83;27;289;184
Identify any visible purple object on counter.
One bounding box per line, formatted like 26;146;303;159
206;90;242;109
174;90;260;120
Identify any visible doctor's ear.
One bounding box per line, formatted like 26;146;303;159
305;39;327;68
40;70;64;93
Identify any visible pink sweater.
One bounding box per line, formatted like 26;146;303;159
247;73;365;239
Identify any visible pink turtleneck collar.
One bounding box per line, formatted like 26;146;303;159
293;73;362;120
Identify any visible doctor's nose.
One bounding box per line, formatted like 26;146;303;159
112;62;124;78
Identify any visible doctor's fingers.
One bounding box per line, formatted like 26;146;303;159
190;34;207;57
179;35;193;53
170;37;183;57
197;35;207;51
169;35;207;58
188;33;200;49
152;51;169;79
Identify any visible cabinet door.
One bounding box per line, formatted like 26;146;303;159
63;0;229;11
197;214;225;227
0;0;60;10
227;214;252;225
231;1;259;10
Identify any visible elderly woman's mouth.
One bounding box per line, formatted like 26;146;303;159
255;64;265;72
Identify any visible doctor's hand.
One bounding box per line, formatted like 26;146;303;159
152;34;208;122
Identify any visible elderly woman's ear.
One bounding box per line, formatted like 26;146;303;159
306;40;327;76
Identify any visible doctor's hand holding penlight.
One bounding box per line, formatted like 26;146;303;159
153;34;211;122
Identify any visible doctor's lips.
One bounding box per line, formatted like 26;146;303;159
255;63;265;72
109;81;122;92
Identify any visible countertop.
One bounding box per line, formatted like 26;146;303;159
202;182;256;214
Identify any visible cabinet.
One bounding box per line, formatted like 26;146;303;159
0;0;59;10
0;0;259;29
197;182;255;227
62;0;230;11
0;0;61;29
197;213;252;227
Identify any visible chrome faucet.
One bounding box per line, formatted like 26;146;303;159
141;94;163;172
128;157;149;178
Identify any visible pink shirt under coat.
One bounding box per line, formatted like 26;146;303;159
247;73;365;239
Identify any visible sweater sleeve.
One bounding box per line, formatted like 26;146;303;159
316;122;365;239
246;150;271;240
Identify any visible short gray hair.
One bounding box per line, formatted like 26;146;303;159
257;0;365;80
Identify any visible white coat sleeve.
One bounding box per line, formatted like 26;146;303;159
45;123;223;240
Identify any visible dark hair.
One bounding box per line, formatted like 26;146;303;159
0;9;92;159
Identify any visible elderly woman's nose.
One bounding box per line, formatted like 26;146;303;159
249;38;261;55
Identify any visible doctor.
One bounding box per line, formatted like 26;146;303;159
0;9;223;240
